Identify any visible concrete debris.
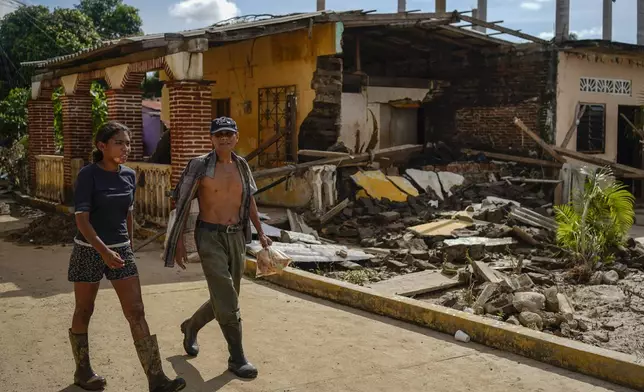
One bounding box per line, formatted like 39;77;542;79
602;270;619;285
506;315;521;326
512;292;546;313
405;169;444;200
472;260;503;284
443;237;516;248
519;311;544;330
437;172;465;197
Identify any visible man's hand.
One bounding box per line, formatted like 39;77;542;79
259;233;272;249
175;238;188;270
101;250;125;269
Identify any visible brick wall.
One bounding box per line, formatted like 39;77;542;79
27;97;55;192
426;50;556;153
107;89;144;161
454;102;540;152
299;55;343;151
167;81;212;185
61;94;93;201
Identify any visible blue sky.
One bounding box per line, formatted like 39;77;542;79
0;0;639;44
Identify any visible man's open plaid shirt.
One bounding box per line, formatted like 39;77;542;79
162;151;257;268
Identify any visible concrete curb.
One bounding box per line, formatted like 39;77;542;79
244;258;644;390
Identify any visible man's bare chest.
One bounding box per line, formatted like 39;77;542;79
198;165;243;196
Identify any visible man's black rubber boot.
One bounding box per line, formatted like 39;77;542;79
220;321;258;379
181;300;216;356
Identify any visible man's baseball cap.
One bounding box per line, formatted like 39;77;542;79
210;117;238;135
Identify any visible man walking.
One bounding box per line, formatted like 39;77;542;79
163;117;271;379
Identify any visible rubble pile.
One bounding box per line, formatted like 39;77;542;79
296;162;644;355
8;213;76;245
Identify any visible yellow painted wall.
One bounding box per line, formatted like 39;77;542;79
202;23;338;165
160;23;339;207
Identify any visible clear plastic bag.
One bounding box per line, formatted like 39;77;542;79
256;247;292;278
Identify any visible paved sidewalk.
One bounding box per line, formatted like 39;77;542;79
0;239;635;392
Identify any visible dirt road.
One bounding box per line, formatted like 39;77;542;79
0;238;636;392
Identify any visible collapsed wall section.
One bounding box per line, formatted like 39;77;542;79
426;48;557;154
298;55;343;151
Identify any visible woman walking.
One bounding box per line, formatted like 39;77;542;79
67;121;185;392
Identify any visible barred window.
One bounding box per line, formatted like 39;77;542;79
576;104;606;154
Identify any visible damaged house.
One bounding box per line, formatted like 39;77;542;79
24;8;554;216
24;0;644;217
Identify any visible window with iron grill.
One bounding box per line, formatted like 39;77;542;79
212;98;231;119
576;104;606;154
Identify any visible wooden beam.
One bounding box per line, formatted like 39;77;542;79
253;144;424;180
513;118;566;163
551;146;644;177
461;148;563;168
245;132;286;162
560;104;586;148
458;15;549;44
298;150;352;158
619;113;644;139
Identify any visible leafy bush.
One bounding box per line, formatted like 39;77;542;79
0;136;29;192
555;167;634;278
0;88;29;145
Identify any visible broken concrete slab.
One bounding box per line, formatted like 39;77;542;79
473;283;499;314
407;218;472;237
378;211;401;223
280;230;322;245
351;171;409;202
247;241;371;263
557;293;575;319
438;171;465;197
251;222;283;238
472;260;503;283
368;270;461;297
443;237;516;248
387;175;420;197
405;169;443;200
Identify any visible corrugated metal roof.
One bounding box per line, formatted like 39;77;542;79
22;10;519;70
21;11;348;68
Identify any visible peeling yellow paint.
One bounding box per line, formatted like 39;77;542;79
351;171;409;202
254;175;312;208
386;175;419;197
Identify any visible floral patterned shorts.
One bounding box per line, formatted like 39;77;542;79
68;243;138;283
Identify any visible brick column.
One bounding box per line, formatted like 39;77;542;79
167;81;212;186
107;89;143;161
27;97;55;193
61;94;93;202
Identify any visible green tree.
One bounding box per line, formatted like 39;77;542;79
141;71;163;98
0;6;101;93
75;0;143;40
0;87;29;144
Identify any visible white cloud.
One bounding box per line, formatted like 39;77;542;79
538;27;602;40
575;27;602;39
169;0;240;24
520;2;543;11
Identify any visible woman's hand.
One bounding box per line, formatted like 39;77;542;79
101;249;125;269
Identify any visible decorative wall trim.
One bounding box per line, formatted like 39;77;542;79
580;77;632;96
